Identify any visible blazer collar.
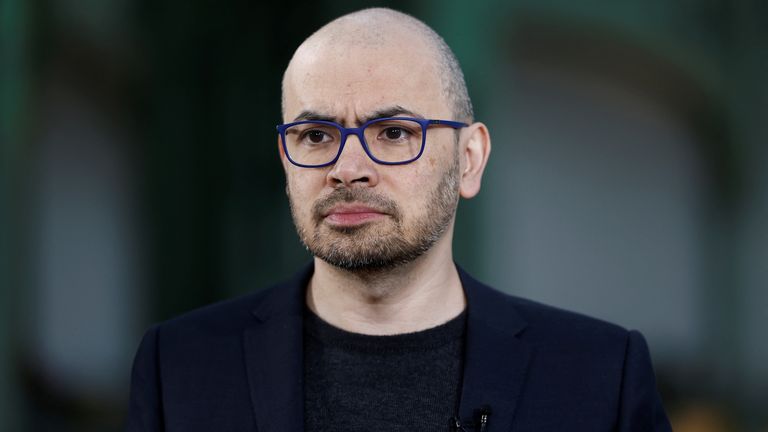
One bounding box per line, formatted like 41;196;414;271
243;263;531;432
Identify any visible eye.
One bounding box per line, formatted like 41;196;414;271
384;127;407;140
307;130;326;143
301;129;333;145
367;120;421;146
379;126;414;142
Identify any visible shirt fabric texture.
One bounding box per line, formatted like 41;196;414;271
303;307;466;432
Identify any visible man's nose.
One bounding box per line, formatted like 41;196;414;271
326;133;379;188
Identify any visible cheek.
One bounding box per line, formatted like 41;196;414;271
383;166;434;211
287;167;321;188
286;172;317;210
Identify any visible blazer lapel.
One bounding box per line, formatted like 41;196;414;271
457;267;532;431
243;265;313;432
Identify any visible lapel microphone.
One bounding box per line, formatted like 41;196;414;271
450;405;492;431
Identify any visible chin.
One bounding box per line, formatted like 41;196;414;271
309;230;436;276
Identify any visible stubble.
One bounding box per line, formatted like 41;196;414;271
287;151;460;275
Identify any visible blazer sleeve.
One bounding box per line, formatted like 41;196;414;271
617;330;673;432
125;325;164;432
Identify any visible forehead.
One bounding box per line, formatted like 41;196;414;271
283;38;448;122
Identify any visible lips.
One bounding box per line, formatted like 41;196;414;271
322;204;388;226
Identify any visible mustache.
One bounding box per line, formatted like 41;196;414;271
312;188;402;223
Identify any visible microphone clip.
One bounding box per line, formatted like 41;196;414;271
450;405;492;432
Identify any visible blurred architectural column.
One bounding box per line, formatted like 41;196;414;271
0;0;32;429
31;74;142;405
731;1;768;426
483;43;705;361
0;0;30;430
23;0;144;428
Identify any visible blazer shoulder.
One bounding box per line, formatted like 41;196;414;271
136;263;310;348
508;293;628;337
476;284;640;387
461;267;628;337
463;269;630;348
151;277;294;337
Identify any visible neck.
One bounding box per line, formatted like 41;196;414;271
306;234;465;335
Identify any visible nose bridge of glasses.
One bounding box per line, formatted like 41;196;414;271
329;126;378;184
338;126;370;155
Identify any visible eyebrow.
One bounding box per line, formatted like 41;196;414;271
361;106;425;123
292;105;425;125
293;111;337;123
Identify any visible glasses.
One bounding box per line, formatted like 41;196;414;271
276;117;467;168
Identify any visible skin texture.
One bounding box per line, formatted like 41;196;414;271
280;8;491;335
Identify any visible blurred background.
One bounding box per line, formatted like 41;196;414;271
1;0;766;430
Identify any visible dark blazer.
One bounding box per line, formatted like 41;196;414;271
125;264;672;431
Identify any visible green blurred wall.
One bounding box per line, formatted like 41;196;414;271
1;0;30;429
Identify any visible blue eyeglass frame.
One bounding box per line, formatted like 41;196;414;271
276;117;468;168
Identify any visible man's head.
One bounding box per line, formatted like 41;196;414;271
281;8;474;123
279;7;490;274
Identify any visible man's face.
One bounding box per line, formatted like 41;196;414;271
281;36;461;272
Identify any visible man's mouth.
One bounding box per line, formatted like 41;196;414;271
322;204;388;227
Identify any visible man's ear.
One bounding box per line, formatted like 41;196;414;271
458;122;491;199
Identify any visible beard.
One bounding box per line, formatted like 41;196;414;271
287;151;460;274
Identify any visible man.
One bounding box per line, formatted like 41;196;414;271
126;7;671;432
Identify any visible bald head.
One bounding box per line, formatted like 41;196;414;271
281;8;473;122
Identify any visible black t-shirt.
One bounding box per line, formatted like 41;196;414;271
303;306;466;432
